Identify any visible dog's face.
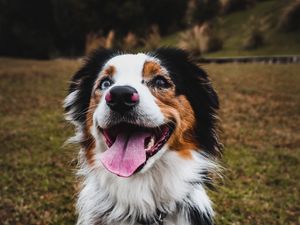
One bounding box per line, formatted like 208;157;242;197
65;48;220;178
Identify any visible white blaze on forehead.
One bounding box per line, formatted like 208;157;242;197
104;53;154;84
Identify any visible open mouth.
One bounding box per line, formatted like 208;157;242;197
98;123;174;177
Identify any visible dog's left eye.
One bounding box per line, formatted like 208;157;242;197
100;78;113;90
152;76;171;89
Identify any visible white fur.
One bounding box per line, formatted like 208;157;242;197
77;149;216;225
64;90;80;125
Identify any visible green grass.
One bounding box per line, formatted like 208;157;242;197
205;63;300;224
0;58;80;224
0;59;299;224
160;0;300;57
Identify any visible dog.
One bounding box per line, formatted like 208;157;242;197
64;48;221;225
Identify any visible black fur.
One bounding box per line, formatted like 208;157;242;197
187;206;214;225
176;198;214;225
153;48;221;156
65;49;116;124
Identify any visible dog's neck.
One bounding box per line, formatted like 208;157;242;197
76;148;215;225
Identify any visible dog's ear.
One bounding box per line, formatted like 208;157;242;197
154;48;221;156
64;49;115;126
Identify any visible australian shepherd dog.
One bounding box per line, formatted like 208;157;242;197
64;48;221;225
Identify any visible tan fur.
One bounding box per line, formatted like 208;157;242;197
142;60;198;159
142;61;163;78
154;90;197;159
103;65;116;77
83;97;98;166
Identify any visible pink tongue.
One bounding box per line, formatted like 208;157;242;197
100;131;150;177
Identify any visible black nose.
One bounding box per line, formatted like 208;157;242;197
105;85;139;113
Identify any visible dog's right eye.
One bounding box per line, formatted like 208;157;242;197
99;78;113;90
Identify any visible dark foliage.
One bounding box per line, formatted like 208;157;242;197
191;0;220;24
221;0;256;14
0;0;188;58
278;0;300;32
0;0;56;59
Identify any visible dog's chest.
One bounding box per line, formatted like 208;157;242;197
77;151;214;225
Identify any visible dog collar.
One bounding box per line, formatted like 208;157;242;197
137;210;167;225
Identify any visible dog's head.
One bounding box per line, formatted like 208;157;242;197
65;48;220;177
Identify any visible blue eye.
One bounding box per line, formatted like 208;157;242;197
100;78;113;90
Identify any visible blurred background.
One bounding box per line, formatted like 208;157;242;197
1;0;300;58
0;0;299;224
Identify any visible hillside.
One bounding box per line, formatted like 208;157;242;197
161;0;300;56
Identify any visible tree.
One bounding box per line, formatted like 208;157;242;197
189;0;220;24
0;0;56;58
0;0;188;58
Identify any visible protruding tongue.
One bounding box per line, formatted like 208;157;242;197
100;131;151;177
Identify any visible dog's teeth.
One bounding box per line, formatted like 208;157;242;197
145;136;155;151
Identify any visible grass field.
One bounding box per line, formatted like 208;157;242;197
0;58;299;225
